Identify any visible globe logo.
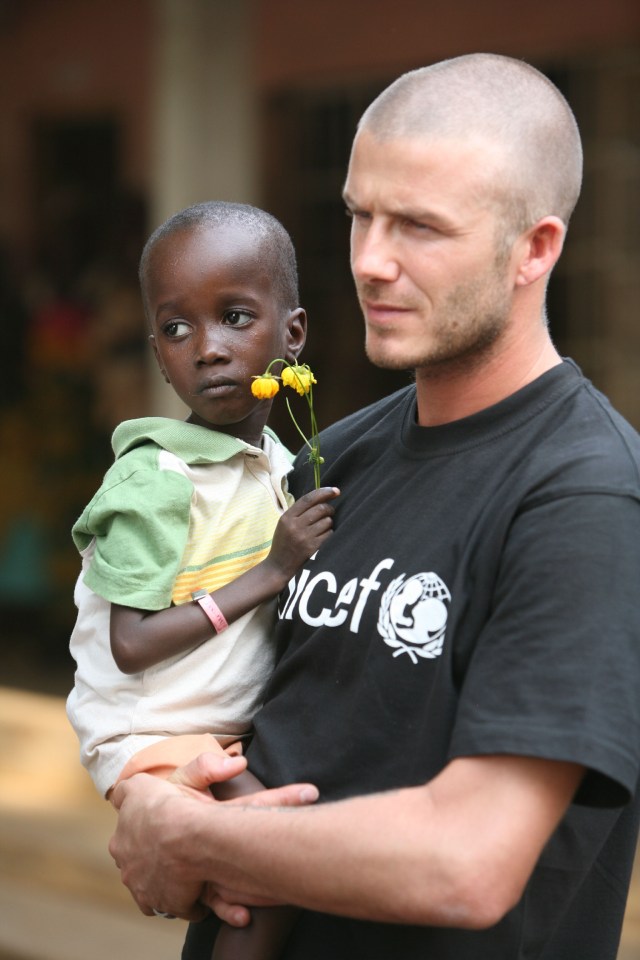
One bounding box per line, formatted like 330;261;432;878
377;572;451;664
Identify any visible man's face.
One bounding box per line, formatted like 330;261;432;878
343;130;516;377
144;225;303;445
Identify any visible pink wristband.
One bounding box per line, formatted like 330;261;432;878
191;589;229;633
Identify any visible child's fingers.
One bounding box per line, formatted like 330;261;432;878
294;486;340;513
292;487;340;522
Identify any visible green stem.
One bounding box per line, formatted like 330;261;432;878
285;396;313;452
265;357;286;376
285;395;321;489
306;388;321;489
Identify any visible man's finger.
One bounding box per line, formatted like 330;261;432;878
226;782;319;808
207;894;252;927
168;752;247;791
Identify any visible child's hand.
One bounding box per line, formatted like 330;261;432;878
267;486;339;581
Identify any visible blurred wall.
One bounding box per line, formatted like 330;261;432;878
0;0;152;261
256;0;640;86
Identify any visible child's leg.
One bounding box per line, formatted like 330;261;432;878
209;771;299;960
114;735;299;959
211;906;299;960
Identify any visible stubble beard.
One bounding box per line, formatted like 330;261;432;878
362;260;513;381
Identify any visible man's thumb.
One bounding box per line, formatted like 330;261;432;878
168;752;248;790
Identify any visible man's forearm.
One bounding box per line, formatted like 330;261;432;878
188;755;583;929
196;785;458;925
111;754;582;928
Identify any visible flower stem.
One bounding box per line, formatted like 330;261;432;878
285;395;313;453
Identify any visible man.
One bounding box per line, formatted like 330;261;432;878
110;54;640;960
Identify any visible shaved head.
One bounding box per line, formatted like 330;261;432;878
358;54;583;236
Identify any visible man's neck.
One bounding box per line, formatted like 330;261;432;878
414;329;562;427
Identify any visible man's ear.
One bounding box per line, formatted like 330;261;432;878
149;334;170;383
514;216;566;287
284;308;307;362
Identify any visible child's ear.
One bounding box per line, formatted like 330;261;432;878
149;334;170;384
284;308;307;362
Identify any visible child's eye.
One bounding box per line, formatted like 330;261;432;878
224;310;252;327
164;320;190;338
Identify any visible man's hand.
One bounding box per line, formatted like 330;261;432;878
109;752;318;922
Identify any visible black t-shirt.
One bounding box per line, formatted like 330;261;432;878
184;361;640;960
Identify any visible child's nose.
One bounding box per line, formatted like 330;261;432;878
197;327;231;363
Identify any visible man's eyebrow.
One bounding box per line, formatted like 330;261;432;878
397;207;454;228
341;192;454;229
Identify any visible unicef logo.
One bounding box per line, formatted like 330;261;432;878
377;572;451;664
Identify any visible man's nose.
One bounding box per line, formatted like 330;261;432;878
351;223;400;283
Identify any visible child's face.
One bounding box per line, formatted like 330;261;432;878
145;225;305;445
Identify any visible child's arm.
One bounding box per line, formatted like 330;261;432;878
109;486;339;674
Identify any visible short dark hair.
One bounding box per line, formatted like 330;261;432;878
139;200;299;311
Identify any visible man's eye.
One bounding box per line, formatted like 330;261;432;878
164;320;190;338
345;208;370;222
224;310;252;327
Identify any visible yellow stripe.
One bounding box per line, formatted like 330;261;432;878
172;546;271;605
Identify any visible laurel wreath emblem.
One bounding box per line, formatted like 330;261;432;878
377;572;451;664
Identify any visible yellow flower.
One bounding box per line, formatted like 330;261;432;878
251;374;280;399
252;358;323;487
281;364;317;397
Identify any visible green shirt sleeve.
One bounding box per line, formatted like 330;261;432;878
72;446;193;610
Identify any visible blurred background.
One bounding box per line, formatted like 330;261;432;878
0;1;638;958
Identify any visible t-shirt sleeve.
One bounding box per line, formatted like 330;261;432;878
450;491;640;807
77;465;193;610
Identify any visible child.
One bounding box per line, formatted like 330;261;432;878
67;201;338;959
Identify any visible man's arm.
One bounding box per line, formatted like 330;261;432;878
110;752;584;928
